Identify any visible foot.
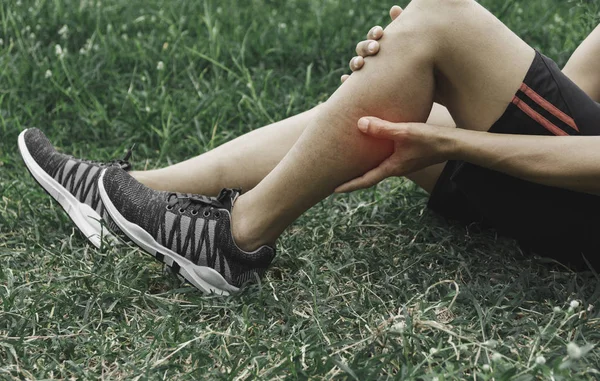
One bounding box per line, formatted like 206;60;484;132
97;167;276;294
18;128;133;248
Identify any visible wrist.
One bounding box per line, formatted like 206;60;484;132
438;126;468;161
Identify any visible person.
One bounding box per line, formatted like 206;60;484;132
19;1;600;295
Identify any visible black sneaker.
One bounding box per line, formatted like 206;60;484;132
98;167;276;294
18;128;133;248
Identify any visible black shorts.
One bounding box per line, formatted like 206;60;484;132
428;51;600;270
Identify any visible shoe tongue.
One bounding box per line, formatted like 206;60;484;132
216;188;241;210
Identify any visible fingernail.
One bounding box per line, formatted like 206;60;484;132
358;118;369;132
368;41;377;52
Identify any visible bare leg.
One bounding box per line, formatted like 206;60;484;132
231;0;535;250
562;25;600;103
131;107;317;196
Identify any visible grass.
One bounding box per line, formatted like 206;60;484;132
1;0;600;379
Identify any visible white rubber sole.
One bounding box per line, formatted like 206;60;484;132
97;169;239;295
18;129;116;249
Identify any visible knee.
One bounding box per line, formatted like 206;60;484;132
407;0;471;14
379;0;473;60
394;0;472;36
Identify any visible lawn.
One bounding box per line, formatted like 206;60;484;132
1;0;600;379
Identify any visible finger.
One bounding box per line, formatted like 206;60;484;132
390;5;403;21
355;40;379;57
335;161;393;193
341;74;350;83
357;117;407;139
349;56;364;72
367;25;384;40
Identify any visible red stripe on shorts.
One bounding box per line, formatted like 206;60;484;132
512;96;569;136
520;83;579;132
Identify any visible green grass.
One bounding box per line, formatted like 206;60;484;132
1;0;600;379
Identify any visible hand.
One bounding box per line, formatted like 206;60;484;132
335;117;456;193
341;5;403;83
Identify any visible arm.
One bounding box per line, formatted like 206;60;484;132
335;118;600;196
563;24;600;103
452;129;600;195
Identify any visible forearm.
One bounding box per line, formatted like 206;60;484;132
450;129;600;195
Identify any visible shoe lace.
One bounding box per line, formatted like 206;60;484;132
163;189;242;270
166;189;237;215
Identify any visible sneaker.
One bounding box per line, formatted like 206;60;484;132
18;128;133;248
98;167;276;295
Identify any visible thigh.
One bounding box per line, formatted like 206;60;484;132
562;25;600;103
397;0;536;132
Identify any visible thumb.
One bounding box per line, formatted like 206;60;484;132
357;117;403;139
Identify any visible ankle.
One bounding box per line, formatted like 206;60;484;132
130;170;170;192
230;196;275;252
129;171;155;189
